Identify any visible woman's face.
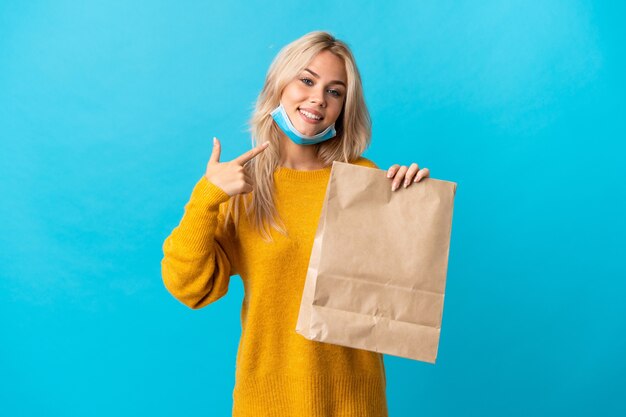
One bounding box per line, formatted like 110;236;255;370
279;50;348;137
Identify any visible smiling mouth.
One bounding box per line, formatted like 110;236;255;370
297;109;324;126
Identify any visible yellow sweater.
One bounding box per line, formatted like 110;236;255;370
161;156;388;417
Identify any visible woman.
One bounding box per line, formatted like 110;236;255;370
162;30;430;417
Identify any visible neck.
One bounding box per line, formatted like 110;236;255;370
278;133;326;170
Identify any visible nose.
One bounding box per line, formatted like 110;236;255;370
309;85;326;108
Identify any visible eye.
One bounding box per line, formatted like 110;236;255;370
328;89;342;97
300;77;343;98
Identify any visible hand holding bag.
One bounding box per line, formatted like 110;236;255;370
295;161;458;363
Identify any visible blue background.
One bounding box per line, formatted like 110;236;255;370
1;1;624;416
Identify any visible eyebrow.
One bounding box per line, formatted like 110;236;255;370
303;68;346;88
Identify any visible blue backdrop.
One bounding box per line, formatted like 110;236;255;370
1;1;624;416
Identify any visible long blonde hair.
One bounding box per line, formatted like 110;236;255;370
224;30;372;242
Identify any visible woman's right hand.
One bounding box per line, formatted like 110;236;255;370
204;137;270;197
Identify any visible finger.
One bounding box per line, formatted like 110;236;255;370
414;167;430;182
387;164;400;178
392;165;408;191
209;137;221;163
234;142;270;165
403;163;419;187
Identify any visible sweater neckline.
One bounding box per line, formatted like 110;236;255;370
274;165;332;181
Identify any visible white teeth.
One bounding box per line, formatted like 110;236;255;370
299;109;321;120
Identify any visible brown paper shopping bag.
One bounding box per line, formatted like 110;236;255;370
295;161;457;363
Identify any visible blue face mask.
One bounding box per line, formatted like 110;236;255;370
270;102;337;145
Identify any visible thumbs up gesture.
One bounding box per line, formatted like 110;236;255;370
204;137;270;197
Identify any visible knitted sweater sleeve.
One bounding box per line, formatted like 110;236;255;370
161;176;238;309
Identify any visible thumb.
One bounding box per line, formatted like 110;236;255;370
209;137;221;163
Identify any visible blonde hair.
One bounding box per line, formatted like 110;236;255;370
224;30;372;242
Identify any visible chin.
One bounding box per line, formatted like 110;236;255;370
305;121;330;134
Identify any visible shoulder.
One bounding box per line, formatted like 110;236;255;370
350;156;380;170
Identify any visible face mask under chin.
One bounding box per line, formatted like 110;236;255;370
270;102;337;146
